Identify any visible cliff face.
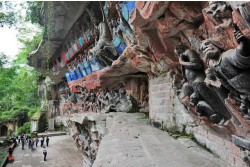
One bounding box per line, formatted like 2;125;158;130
30;1;250;166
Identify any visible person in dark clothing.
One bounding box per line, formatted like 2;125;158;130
35;137;39;147
18;135;21;144
41;135;44;147
13;137;18;147
21;138;25;150
30;139;34;150
8;146;13;156
28;138;31;149
46;136;49;147
43;146;47;161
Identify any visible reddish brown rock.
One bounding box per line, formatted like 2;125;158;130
232;9;250;40
155;9;184;38
169;2;203;23
135;1;169;21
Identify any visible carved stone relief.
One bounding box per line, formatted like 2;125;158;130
49;2;250;165
128;1;250;156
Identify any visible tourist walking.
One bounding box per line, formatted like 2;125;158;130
28;137;31;149
18;135;21;144
35;137;39;147
41;135;44;147
21;138;25;150
21;134;25;150
24;134;27;143
43;146;47;161
30;139;34;150
46;136;49;147
13;137;18;147
7;145;14;161
7;145;13;156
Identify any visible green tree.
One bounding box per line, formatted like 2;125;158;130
25;1;44;25
0;1;17;27
0;1;44;132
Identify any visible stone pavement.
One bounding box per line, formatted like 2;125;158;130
6;135;82;167
38;131;67;137
93;113;231;167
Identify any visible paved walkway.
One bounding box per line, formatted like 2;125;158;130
6;113;232;167
7;135;82;167
93;113;231;167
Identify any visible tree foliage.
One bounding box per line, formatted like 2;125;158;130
25;1;44;25
0;1;17;27
0;2;44;123
16;122;31;135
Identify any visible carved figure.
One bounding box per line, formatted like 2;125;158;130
115;3;137;45
116;84;135;113
139;82;147;103
100;88;116;113
238;2;250;28
174;43;205;98
200;26;250;118
138;81;149;113
139;94;149;113
88;4;117;67
87;93;97;113
87;51;103;72
174;43;231;123
204;68;221;88
205;1;232;29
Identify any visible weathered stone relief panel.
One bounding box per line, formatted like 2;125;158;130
40;1;250;166
128;1;250;165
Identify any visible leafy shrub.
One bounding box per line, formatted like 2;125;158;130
16;122;31;135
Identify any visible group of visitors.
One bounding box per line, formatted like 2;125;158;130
7;133;50;162
16;134;50;149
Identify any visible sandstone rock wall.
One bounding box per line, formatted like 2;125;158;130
149;74;247;166
32;2;250;166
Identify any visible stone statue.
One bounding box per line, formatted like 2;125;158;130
174;43;231;123
139;81;149;113
200;25;250;118
116;84;137;113
88;4;118;67
87;92;98;113
115;3;137;45
238;2;250;28
205;1;232;29
96;92;106;112
139;82;147;103
99;85;138;113
111;89;119;104
174;43;205;98
100;88;116;113
139;94;149;113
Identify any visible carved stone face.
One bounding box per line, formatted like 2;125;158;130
119;86;126;94
90;93;95;101
200;40;221;60
206;2;231;19
174;44;186;56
